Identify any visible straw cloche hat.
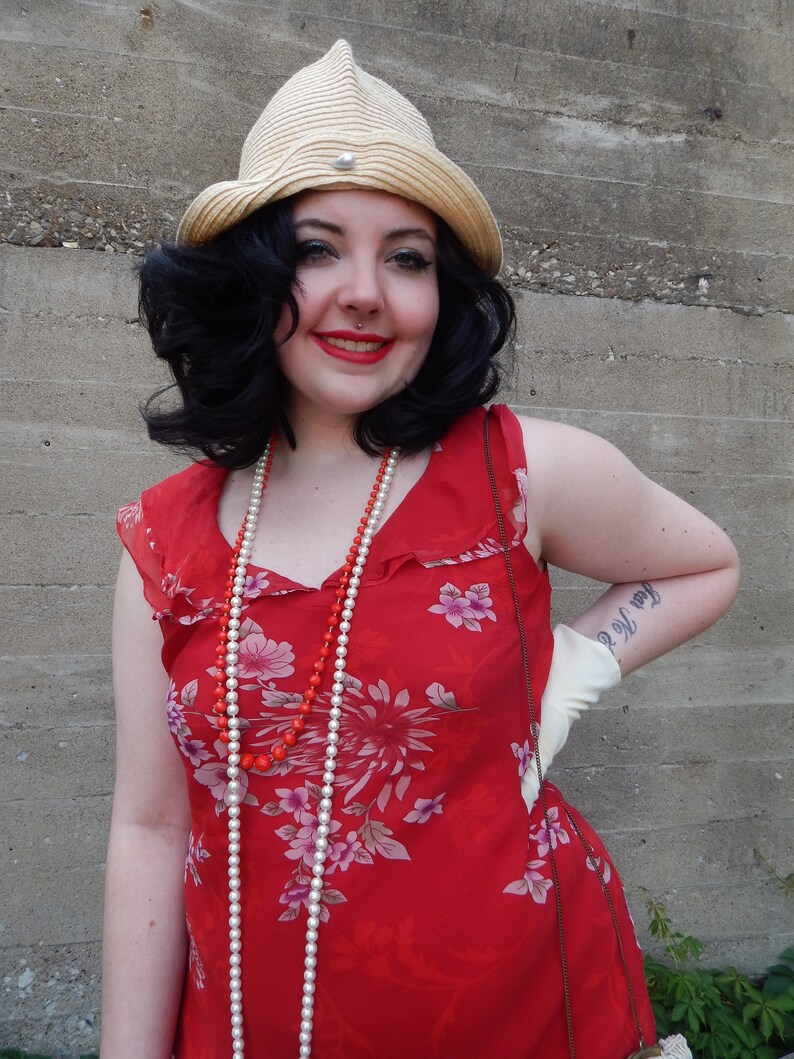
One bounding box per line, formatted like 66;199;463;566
177;40;502;276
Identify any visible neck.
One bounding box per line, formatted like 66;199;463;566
277;403;378;468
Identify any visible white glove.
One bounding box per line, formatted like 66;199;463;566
520;624;621;813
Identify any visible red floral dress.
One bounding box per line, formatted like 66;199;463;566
117;405;656;1059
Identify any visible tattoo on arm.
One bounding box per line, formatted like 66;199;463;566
597;582;661;654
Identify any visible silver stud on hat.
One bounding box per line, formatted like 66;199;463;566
330;151;356;170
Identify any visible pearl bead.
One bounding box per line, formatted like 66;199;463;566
218;440;397;1059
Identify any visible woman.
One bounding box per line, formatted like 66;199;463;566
101;41;739;1059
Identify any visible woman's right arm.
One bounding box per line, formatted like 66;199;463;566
100;551;191;1058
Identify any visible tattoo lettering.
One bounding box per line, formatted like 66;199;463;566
629;581;661;611
597;607;638;654
597;631;616;653
597;583;662;655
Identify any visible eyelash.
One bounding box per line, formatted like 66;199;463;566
295;241;432;272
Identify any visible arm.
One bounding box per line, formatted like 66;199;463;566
519;416;740;675
100;551;190;1059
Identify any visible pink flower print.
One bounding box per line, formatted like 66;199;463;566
236;633;295;682
179;736;212;767
165;683;185;734
428;582;495;631
429;582;474;628
337;681;437;807
503;859;553;904
276;786;312;820
193;760;255;810
117;499;143;527
511;740;531;778
285;818;341;870
327;831;369;873
186;919;206;989
464;583;496;625
530;806;570;857
585;852;612;885
185;832;210;886
243;571;270;599
513;467;529;521
403;793;445;824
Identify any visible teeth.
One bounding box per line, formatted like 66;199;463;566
323;337;386;353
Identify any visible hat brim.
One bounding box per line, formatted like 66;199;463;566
176;134;502;276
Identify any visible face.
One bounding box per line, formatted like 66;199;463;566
276;189;439;426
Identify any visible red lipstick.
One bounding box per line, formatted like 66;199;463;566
312;330;395;364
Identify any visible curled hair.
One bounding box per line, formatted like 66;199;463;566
139;200;514;466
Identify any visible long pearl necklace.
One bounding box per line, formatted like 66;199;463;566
220;438;399;1057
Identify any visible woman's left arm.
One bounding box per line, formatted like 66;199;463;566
519;416;740;676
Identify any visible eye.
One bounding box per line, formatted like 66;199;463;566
296;239;337;264
390;248;433;272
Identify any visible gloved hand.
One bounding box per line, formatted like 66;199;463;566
520;624;621;814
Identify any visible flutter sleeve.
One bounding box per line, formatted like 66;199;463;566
116;494;172;618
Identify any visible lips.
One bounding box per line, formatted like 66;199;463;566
312;330;395;364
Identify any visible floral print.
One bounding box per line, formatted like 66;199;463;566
116;406;656;1056
236;627;295;681
530;805;570;857
503;858;554;903
254;678;458;920
185;832;210;886
428;582;496;631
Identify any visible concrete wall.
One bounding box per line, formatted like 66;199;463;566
1;1;792;1054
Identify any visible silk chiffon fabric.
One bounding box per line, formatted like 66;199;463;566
117;405;655;1058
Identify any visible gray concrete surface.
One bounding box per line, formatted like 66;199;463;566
1;1;792;1054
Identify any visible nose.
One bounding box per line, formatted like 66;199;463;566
337;255;385;318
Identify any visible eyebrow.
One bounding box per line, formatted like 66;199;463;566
294;219;436;245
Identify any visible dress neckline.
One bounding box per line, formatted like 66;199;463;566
207;443;441;593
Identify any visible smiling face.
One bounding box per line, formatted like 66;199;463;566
276;189;440;427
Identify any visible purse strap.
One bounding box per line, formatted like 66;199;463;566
482;408;649;1057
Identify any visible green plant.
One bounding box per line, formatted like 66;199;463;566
642;893;794;1059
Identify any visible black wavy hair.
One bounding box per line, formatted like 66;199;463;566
139;198;515;467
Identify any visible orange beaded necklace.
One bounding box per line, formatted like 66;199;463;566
213;436;394;773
